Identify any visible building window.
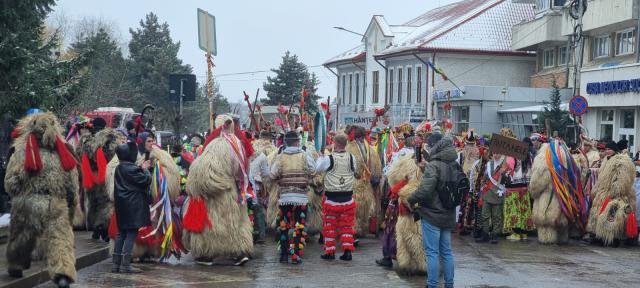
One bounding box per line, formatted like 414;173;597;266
543;48;555;68
397;68;403;103
457;106;469;133
341;74;346;105
593;35;611;59
621;109;634;129
348;74;353;105
417;66;422;103
407;67;412;104
558;46;569;65
600;110;614;141
535;0;550;12
616;29;635;56
389;69;394;104
355;73;360;105
373;71;379;104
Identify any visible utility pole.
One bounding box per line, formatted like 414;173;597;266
570;0;587;143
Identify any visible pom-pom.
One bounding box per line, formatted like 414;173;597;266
25;133;43;173
95;147;107;185
626;212;638;238
183;197;213;233
108;210;118;239
81;153;94;189
55;136;77;171
277;104;288;114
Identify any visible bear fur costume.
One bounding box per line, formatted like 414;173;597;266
182;115;253;260
587;154;637;246
346;139;382;236
4;112;78;284
105;146;181;259
529;142;587;244
76;129;119;237
386;151;426;275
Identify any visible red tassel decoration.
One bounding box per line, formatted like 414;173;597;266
108;210;118;239
24;134;43;173
11;128;20;139
235;125;254;159
348;129;356;141
181;151;194;164
95;148;107;185
183;197;212;233
626;212;638;238
203;126;223;149
389;179;408;200
55;136;77;171
135;226;162;246
81;153;94;189
599;197;611;215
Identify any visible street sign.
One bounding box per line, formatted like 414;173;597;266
569;95;588;116
197;8;217;55
169;74;196;102
489;133;528;160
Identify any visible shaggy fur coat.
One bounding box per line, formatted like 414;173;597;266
4;113;78;282
183;124;253;259
587;154;636;245
386;151;426;275
346;140;382;236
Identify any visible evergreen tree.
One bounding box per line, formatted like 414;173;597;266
540;81;570;138
127;12;192;131
263;51;321;113
70;28;135;110
0;0;88;119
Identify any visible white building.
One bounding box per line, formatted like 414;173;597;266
324;0;559;134
512;0;640;151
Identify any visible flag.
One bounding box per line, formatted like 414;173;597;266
427;60;448;81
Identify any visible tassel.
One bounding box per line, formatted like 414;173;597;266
348;129;356;141
203;126;223;148
55;136;77;171
599;197;611;215
11;128;20;139
235;124;254;158
24;134;43;172
183;197;213;233
389;178;408;199
81;153;94;189
108;210;118;239
626;212;638;238
95;148;107;185
181;151;194;164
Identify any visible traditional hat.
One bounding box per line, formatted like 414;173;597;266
605;140;619;152
284;130;300;141
530;132;546;142
464;130;477;144
499;127;516;139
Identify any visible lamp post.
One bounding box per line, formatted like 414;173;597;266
333;26;365;37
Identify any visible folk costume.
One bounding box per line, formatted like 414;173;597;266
316;150;359;260
477;154;507;243
346;127;382;236
269;131;315;264
458;147;488;236
182;114;254;266
500;129;534;240
5;112;78;288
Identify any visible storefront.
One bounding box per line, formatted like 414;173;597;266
581;63;640;153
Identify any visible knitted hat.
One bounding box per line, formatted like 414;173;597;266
427;133;443;147
605;140;619;152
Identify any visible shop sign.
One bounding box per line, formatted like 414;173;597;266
586;78;640;95
434;89;462;100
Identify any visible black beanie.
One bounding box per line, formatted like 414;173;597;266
427;133;443;147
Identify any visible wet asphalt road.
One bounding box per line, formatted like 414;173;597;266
38;234;640;288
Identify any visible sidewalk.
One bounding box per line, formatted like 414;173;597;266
0;232;109;288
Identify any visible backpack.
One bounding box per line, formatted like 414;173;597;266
437;161;470;210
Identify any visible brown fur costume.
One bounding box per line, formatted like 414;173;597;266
183;115;253;260
4;113;78;282
386;151;426;275
587;154;636;245
346;139;382;236
530;144;589;244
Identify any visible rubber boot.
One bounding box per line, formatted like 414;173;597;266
339;250;352;261
111;254;122;273
120;254;141;273
375;256;392;267
475;232;490;243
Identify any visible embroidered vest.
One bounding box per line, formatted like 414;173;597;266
278;152;309;189
324;152;355;192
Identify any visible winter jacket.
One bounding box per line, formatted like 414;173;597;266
114;143;152;230
408;136;458;230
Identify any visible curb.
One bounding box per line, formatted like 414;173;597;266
0;246;109;288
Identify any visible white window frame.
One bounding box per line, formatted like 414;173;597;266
372;71;379;104
542;48;555;68
558;46;569;65
600;109;615;141
406;65;413;104
615;28;635;56
355;73;360;105
535;0;550;13
416;65;422;104
593;35;611;59
388;68;394;104
397;66;403;104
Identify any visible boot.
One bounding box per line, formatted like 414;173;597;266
111;254;122;273
475;232;489;243
339;251;352;261
375;257;393;267
320;253;335;260
279;254;288;263
234;255;249;266
8;268;23;278
120;254;141;273
490;233;498;244
53;274;72;288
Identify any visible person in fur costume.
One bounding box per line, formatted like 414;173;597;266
182;114;253;266
529;139;589;244
5;112;78;288
77;126;120;240
346;126;382;237
587;151;638;246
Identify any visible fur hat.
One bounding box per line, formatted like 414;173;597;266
91;117;107;133
617;139;628;152
605;140;619;152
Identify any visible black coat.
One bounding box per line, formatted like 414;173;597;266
114;143;152;230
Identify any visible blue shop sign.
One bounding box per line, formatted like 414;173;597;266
586;78;640;95
434;89;462;100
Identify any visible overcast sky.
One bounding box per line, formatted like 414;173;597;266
52;0;459;103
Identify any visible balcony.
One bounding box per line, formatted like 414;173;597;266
562;0;640;35
512;11;566;51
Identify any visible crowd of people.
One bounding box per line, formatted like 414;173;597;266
1;109;639;288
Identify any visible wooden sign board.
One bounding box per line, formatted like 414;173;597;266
489;133;528;160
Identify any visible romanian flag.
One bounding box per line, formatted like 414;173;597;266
427;60;448;81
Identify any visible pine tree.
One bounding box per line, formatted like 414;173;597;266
263;51;321;113
540;81;570;138
127;12;192;131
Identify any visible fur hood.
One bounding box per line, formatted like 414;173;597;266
13;112;63;150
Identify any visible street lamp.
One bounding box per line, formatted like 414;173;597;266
333;26;365;37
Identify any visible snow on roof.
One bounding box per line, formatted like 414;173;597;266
498;103;568;113
324;44;365;66
373;15;394;37
380;0;535;56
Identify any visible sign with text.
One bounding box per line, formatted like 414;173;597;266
489;133;528;161
586;78;640;95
